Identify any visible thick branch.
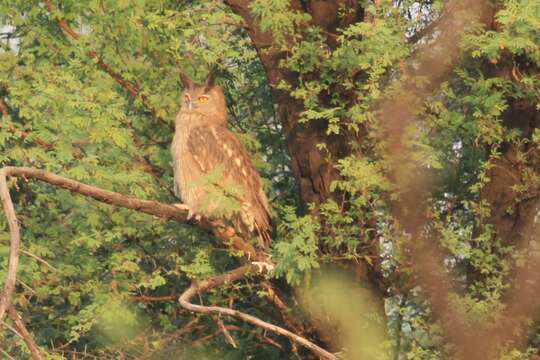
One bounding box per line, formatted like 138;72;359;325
178;264;337;360
0;97;8;117
0;93;53;150
0;167;19;322
0;166;262;323
7;306;45;360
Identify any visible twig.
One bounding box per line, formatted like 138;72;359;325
178;264;337;360
130;294;178;302
2;320;22;339
215;316;238;348
8;306;45;360
0;348;16;360
192;328;223;346
16;279;36;294
20;249;58;272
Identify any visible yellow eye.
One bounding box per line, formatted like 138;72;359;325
198;96;209;102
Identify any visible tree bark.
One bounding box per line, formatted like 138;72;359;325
224;0;362;209
222;1;384;354
480;84;540;247
467;50;540;359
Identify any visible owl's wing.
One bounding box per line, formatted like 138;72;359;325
187;125;271;243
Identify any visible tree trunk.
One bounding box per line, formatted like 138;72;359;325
473;56;540;353
224;1;386;354
224;0;362;209
481;91;540;247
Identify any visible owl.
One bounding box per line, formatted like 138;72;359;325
171;72;271;247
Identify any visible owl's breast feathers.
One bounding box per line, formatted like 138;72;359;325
172;113;271;246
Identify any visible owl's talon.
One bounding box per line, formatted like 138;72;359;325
187;210;201;223
173;204;201;222
251;261;274;273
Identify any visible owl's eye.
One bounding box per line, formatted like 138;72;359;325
183;95;190;102
198;96;209;102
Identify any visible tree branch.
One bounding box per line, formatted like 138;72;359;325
215;316;238;348
407;13;445;44
130;294;179;302
0;90;54;151
42;0;171;129
20;249;58;272
0;166;263;323
7;306;45;360
178;264;337;360
0;169;21;322
0;97;8;117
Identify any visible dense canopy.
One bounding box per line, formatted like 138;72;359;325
0;0;539;359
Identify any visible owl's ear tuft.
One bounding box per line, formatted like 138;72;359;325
179;71;194;89
204;72;216;92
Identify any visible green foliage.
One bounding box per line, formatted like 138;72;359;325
0;0;539;359
250;0;311;45
301;269;391;360
0;0;282;357
273;206;320;285
465;0;540;64
187;165;245;218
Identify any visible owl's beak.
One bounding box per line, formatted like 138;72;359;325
187;100;193;111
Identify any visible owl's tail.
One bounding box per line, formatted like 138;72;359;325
239;200;272;249
254;221;272;249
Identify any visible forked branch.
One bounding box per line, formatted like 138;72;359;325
0;306;45;360
178;264;337;360
7;306;45;360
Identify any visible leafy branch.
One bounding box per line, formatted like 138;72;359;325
178;263;337;360
0;166;335;360
42;0;171;129
6;306;45;360
0;166;261;321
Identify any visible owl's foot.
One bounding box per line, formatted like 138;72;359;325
173;203;201;222
251;261;274;273
173;203;189;211
187;209;201;222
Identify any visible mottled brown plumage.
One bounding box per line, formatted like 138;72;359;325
171;72;271;246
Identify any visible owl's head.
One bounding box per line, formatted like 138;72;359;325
179;72;227;125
